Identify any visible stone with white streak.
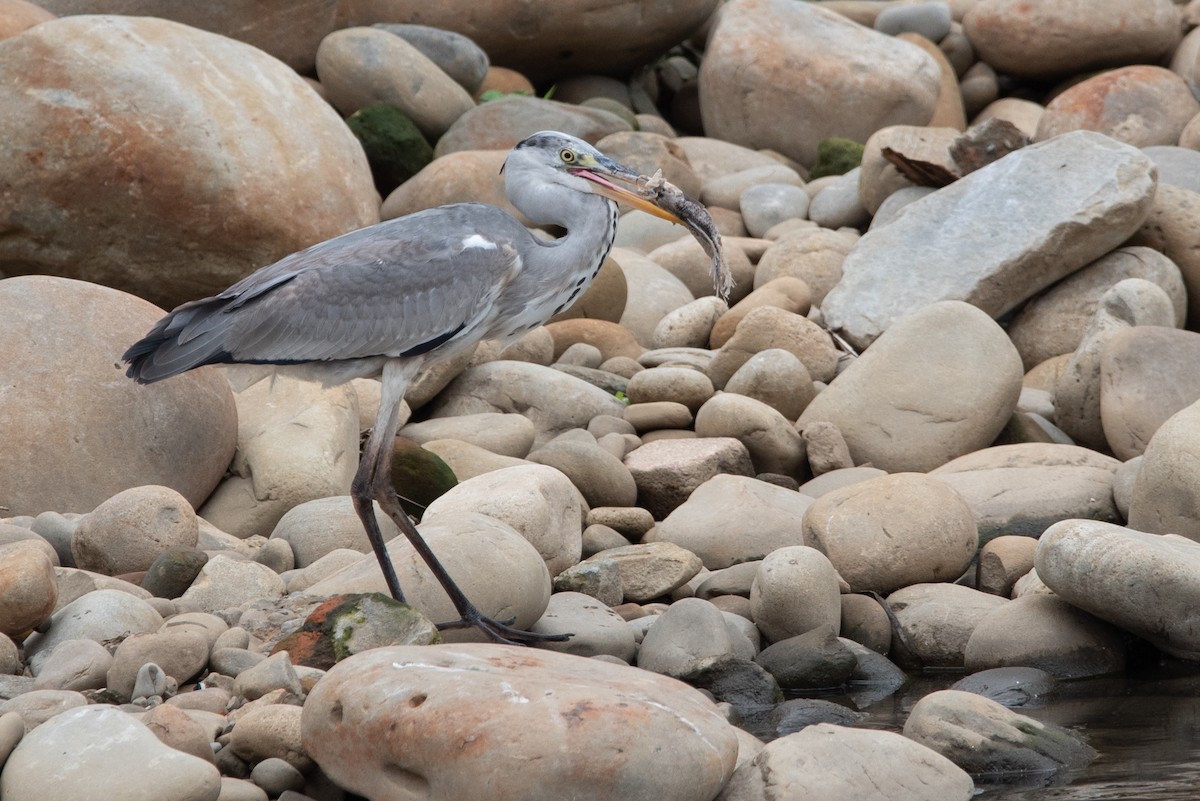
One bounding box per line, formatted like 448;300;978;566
302;644;738;801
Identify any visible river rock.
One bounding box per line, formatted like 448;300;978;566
1126;184;1200;331
799;302;1022;472
753;626;857;690
428;361;625;447
382;149;513;221
749;546;842;643
0;0;52;39
37;0;340;73
302;643;738;801
584;542;703;603
638;598;737;677
652;475;813;569
337;0;719;82
0;15;378;311
528;592;636;661
422;464;582;576
1054;278;1177;450
527;432;638;510
976;536;1038;597
1101;327;1200;460
1035;66;1200;147
1127;397;1200;538
107;625;212;700
179;555;286;614
269;496;399;569
803;473;977;594
652;297;729;349
316;27;474;138
950;666;1058;707
0;545;56;637
434;96;631;157
228;703;308;770
962;0;1181;79
1144;146;1200;194
71;485;198;576
30;639;112;691
0;706;221;801
904;689;1096;776
199;368;360;540
304;512;551;640
23;589;163;673
887;584;1008;668
700;0;941;167
399;413;535;458
624;437;755;519
1037;519;1200;661
755;229;852;305
707;306;839;388
964;594;1126;679
930;444;1122;542
710;277;812;350
1007;245;1187;371
0;277;236;516
717;723;973;801
822;132;1158;350
694;394;805;478
724;349;816;421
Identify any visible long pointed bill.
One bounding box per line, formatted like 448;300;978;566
570;166;684;223
571;158;734;303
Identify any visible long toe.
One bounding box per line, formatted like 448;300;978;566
437;609;572;646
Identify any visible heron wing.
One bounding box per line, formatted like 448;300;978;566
125;204;528;381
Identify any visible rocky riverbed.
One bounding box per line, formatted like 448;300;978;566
1;0;1200;799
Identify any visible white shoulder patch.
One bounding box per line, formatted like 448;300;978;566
462;234;498;250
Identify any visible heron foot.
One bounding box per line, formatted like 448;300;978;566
436;606;572;646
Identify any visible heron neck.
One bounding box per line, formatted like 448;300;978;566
522;187;619;275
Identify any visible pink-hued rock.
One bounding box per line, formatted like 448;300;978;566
302;644;739;801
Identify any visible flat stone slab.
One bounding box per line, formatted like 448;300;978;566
822;131;1157;349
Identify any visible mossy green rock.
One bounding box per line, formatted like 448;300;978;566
345;105;434;194
809;137;865;179
391;437;458;520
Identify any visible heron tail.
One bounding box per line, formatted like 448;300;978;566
123;298;234;384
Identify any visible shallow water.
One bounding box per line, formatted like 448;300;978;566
851;660;1200;800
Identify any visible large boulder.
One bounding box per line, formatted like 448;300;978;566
302;643;739;801
0;15;378;311
336;0;720;81
0;276;236;516
962;0;1181;79
34;0;340;72
700;0;941;167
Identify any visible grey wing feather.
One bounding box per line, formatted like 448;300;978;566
124;205;527;383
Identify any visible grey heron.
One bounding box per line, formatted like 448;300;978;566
124;131;729;644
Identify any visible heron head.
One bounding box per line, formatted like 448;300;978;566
505;131;684;224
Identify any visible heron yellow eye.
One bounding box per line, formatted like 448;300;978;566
560;149;576;164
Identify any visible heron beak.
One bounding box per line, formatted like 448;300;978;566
570;162;684;224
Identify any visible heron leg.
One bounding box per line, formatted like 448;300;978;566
364;361;569;646
352;369;410;604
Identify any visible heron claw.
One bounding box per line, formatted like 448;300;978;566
436;607;572;646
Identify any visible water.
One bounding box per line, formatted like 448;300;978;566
849;660;1200;800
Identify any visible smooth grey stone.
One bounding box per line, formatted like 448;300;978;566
951;667;1057;707
132;663;167;701
372;23;489;94
250;756;306;796
824;132;1157;350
